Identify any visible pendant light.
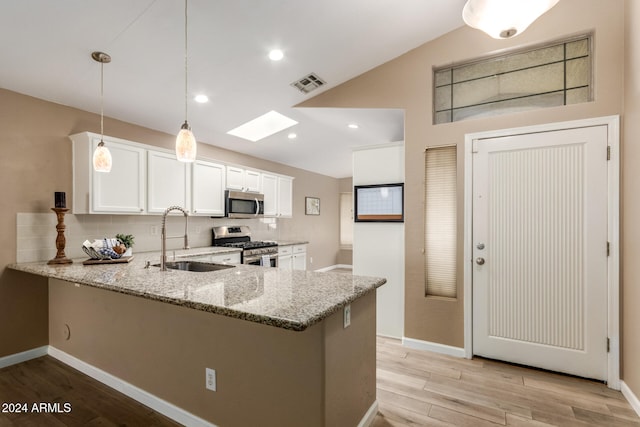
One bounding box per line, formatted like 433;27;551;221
176;0;197;162
91;51;113;172
462;0;560;39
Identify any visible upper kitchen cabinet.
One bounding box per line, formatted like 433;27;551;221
147;151;190;214
191;160;225;216
70;132;146;214
226;166;261;193
262;173;293;218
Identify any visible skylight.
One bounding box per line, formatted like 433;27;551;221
227;111;298;142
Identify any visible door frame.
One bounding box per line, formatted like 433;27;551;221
462;115;620;389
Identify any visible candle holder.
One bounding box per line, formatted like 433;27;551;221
48;208;73;265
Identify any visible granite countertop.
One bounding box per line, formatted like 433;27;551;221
276;240;309;246
8;247;385;332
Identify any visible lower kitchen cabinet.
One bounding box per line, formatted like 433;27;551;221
292;245;306;270
278;244;306;270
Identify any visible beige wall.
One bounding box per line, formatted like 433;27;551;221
623;0;640;396
0;89;342;358
300;0;625;349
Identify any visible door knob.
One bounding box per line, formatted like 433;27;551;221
475;257;485;265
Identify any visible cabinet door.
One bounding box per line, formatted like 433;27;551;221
226;166;245;191
245;170;262;193
192;160;225;216
262;173;278;217
278;255;293;270
147;151;190;213
293;253;306;271
92;139;146;213
278;177;293;217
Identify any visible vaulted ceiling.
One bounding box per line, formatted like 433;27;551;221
0;0;466;177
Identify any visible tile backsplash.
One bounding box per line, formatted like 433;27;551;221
16;213;281;263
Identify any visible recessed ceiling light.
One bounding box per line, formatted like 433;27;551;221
288;132;297;139
227;110;298;142
194;94;209;103
268;49;284;61
348;123;359;129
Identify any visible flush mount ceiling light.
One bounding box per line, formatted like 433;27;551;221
287;132;297;140
347;123;359;129
462;0;560;39
227;110;298;142
268;49;284;61
194;94;208;103
176;0;197;162
91;51;112;173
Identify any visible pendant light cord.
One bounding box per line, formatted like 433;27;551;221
100;60;105;141
184;0;189;124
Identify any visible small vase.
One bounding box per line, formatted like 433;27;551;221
124;248;133;257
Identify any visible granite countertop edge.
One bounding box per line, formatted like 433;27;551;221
7;248;385;332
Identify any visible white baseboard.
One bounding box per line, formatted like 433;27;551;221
402;337;465;358
358;400;379;427
622;381;640;418
0;345;48;369
47;347;216;427
314;264;353;272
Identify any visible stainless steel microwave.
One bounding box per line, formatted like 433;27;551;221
225;190;264;218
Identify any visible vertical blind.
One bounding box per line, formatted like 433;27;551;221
425;146;457;298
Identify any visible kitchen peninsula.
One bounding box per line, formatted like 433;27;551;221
9;248;385;427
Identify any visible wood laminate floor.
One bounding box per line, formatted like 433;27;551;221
373;336;640;427
1;340;638;426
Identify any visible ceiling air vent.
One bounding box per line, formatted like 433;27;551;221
291;73;326;94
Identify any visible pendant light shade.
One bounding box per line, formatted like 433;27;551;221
176;121;197;162
462;0;560;39
176;0;197;162
91;51;112;173
93;141;113;172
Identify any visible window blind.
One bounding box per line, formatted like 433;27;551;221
425;146;457;298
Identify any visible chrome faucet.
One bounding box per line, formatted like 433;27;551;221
160;206;190;271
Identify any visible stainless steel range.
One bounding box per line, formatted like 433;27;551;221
212;225;278;267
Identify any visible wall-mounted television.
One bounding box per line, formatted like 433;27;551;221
354;183;404;222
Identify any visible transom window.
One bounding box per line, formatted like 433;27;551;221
434;35;592;124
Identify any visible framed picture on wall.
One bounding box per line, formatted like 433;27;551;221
305;197;320;215
354;183;404;222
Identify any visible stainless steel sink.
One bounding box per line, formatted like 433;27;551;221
152;260;236;272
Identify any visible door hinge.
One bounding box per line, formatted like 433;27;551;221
607;337;610;353
607;241;610;257
607;146;611;160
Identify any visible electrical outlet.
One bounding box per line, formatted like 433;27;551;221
343;304;351;329
309;257;313;264
150;225;158;235
206;368;216;392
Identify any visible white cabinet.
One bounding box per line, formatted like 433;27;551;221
192;160;225;216
71;132;146;214
262;173;278;216
185;252;241;264
226;166;261;193
278;244;306;270
292;244;307;270
278;177;293;218
147;151;190;214
263;174;293;218
278;245;293;270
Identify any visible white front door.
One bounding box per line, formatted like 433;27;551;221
472;125;609;381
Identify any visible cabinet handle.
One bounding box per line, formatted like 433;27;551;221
140;208;144;212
